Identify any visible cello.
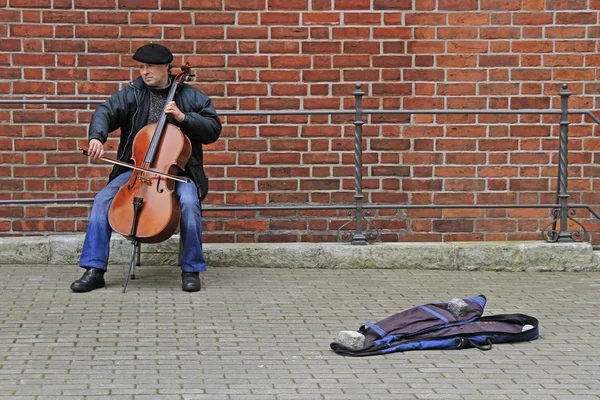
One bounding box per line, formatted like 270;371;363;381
107;63;194;244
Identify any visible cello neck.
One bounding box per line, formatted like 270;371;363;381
144;78;179;164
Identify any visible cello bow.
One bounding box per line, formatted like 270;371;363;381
79;146;191;184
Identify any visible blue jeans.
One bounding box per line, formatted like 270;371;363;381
79;170;206;273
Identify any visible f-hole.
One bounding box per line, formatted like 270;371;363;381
127;171;140;190
155;176;164;193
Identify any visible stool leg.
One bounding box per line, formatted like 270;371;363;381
135;242;141;275
131;242;138;280
136;243;142;266
123;240;139;293
178;236;182;267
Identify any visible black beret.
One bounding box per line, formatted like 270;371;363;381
132;43;173;64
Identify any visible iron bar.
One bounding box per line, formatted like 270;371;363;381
0;99;598;119
0;197;592;213
556;84;573;242
0;100;104;104
351;84;367;245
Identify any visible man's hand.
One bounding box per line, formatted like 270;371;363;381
164;101;185;123
87;138;104;160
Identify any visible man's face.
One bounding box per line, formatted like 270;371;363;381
138;63;169;87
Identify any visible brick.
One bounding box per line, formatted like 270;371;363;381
75;0;116;9
13;166;55;177
270;27;308;40
180;0;220;8
259;41;299;53
557;11;597;24
481;0;521;10
303;97;341;109
224;0;265;10
439;0;477;10
554;68;595;81
448;12;489;25
268;0;307;10
9;0;50;6
510;96;550;109
334;0;369;10
510;152;550;164
258;126;299;137
10;24;53;37
44;40;86;53
42;11;86;23
374;0;411;9
547;0;587;9
543;54;584;67
447;41;489;53
438;27;478;39
402;179;443;191
345;12;381;25
75;26;120;38
433;219;474;232
270;83;307;96
12;220;55;231
512;40;553;53
546;26;586;39
514;12;553;25
481;27;520;39
434;55;474;68
259;152;300;164
447;68;487;82
300;179;340;190
372;166;410;176
478;193;517;204
303;69;340;82
270;139;307;151
227;26;268;39
0;39;20;52
407;41;445;54
437;83;475;96
121;25;162;38
405;13;447;25
227;84;268;96
302;41;341;54
13;111;56;123
373;27;411;39
228;56;268;67
332;55;369;68
151;12;192;24
14;139;57;151
404;69;445;82
12;82;55;95
225;219;267;231
332;27;369;39
260;12;299;24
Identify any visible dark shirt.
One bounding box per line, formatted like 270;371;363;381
147;84;170;125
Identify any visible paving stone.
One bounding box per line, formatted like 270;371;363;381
0;265;600;399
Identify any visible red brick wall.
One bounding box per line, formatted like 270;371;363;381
1;0;600;244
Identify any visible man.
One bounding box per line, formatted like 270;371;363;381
70;43;221;293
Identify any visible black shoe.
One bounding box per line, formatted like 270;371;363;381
182;272;201;292
70;267;105;292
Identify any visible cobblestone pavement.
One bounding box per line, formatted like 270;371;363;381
1;265;599;400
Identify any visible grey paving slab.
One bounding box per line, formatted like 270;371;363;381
0;264;599;399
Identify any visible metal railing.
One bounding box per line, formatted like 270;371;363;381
1;83;599;244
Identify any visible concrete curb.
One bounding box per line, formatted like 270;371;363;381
1;234;598;271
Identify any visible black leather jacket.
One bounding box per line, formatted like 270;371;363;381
88;76;222;201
